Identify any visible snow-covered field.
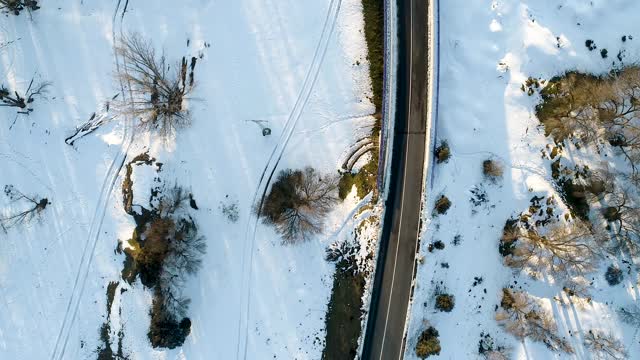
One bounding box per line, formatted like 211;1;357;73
0;1;377;359
406;0;640;359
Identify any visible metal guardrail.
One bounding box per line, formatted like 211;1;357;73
376;0;397;195
359;0;396;356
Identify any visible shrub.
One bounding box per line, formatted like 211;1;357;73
260;167;338;243
435;293;455;312
428;240;445;252
498;218;518;257
600;49;608;59
483;159;504;182
435;141;451;163
605;265;623;286
415;326;441;358
434;195;451;215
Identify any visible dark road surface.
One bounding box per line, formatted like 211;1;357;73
361;0;429;359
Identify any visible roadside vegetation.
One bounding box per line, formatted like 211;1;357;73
434;141;451;164
322;245;366;360
415;326;441;358
338;0;384;201
323;1;385;358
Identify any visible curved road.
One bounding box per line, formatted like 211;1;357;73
362;0;430;359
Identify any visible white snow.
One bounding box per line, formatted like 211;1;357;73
0;1;377;359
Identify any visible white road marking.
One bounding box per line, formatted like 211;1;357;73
378;1;414;359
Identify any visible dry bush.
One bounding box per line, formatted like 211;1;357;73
116;33;196;139
434;195;451;215
502;220;600;279
583;330;627;360
415;326;441;358
496;288;574;354
483;159;504;182
434;293;455;312
259;167;338;244
435;141;451;164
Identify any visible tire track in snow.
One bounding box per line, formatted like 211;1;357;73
236;1;342;358
49;1;134;359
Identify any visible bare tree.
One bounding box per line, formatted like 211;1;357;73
599;190;640;256
163;218;206;280
155;183;191;217
503;220;600;279
583;330;627;360
65;94;119;146
116;33;196;139
496;288;574;353
0;185;49;231
0;77;50;129
617;304;640;328
259;167;339;244
0;0;39;15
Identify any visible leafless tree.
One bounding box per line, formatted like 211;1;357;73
0;0;39;15
481;349;511;360
163;218;206;279
0;185;49;231
600;190;640;256
116;33;196;139
0;77;50;129
65;94;119;146
156;184;191;217
538;67;640;178
583;330;627;360
503;220;600;279
617;304;640;328
260;167;339;244
496;288;574;354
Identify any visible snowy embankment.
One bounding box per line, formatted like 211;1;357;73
0;0;377;359
406;0;640;359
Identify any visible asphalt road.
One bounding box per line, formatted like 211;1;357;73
361;0;429;359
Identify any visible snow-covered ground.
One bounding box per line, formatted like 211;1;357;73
406;0;640;359
0;1;377;359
